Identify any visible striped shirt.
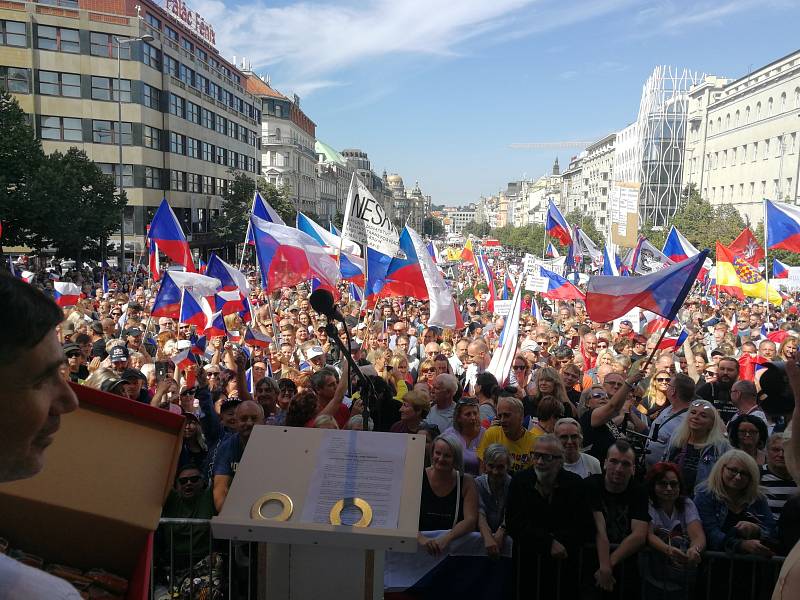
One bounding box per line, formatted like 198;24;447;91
760;465;798;518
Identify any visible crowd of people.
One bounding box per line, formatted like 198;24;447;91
5;248;800;599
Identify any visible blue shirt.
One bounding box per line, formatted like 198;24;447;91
212;434;244;479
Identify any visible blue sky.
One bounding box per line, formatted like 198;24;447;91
193;0;798;206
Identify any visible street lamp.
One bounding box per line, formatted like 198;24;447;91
115;33;154;271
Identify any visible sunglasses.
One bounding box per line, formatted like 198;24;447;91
532;452;561;463
703;370;717;376
690;400;713;410
591;392;608;399
178;475;202;485
512;365;527;371
656;480;680;489
655;377;671;383
66;352;81;358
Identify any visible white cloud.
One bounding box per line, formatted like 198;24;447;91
635;0;791;31
193;0;633;95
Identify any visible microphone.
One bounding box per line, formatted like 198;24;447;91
309;289;346;322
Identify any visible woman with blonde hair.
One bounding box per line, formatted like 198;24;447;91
694;449;776;555
389;353;412;399
530;366;574;419
416;358;437;391
645;369;672;417
665;400;731;495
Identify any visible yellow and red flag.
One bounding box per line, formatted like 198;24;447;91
715;242;781;305
461;238;475;264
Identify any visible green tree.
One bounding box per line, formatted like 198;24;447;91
463;220;491;238
213;170;256;245
257;178;296;225
565;209;604;247
0;90;45;249
493;224;546;255
423;216;445;237
26;148;125;260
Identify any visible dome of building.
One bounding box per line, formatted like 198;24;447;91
387;174;404;186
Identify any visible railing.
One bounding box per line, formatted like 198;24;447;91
152;519;788;600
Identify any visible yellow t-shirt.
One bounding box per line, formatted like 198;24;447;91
477;425;537;472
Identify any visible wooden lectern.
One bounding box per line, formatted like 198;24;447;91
212;426;425;599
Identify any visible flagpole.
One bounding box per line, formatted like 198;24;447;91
542;228;547;261
763;197;770;304
641;319;675;372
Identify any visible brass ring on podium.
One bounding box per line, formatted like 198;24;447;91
250;492;293;521
329;497;372;527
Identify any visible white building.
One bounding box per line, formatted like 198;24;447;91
683;50;800;225
442;206;476;234
581;133;616;231
315;140;353;221
561;153;586;215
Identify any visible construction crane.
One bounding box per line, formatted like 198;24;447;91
509;141;594;149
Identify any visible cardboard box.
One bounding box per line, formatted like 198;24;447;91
0;383;184;600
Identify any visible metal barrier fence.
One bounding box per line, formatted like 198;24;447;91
152;518;788;600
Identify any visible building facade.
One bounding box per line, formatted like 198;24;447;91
340;148;392;221
561;153;586;216
1;0;262;256
315;139;353;222
682;50;800;225
246;75;318;216
581;133;616;231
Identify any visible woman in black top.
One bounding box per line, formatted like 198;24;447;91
418;434;478;556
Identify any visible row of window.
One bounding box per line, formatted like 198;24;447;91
165;91;259;147
702;134;797;170
0;19;259;122
707;89;800;135
164;129;255;171
96;162;231;195
707;179;794;203
143;13;237;85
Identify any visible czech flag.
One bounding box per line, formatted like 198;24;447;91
214;290;246;315
296;212;362;257
767;199;800;253
171;348;196;371
545;199;572;246
205;252;249;292
349;283;364;304
656;329;689;351
545;242;559;258
486;280;524;385
53;282;81;307
179;288;213;328
585;251;709;323
190;335;207;356
530;295;541;320
243;326;272;348
339;252;366;286
151;273;183;318
642;311;671;334
101;272;109;294
245;191;286;245
147;198;195;272
204;311;227;337
149;238;161;282
475;252;496;312
662;226;711;280
602;245;620;276
20;270;36;284
198;258;207;274
773;258;789;279
250;215;339;293
539;265;585;301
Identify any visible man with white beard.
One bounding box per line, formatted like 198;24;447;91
504;435;594;599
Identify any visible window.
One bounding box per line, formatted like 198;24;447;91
179;64;194;87
1;20;26;47
40;116;82;141
749;182;755;200
146;14;160;30
186;101;200;124
0;66;30;93
195;73;206;93
781;92;787;111
92;120;132;145
144;125;161;149
170;170;185;191
98;163;133;187
202;175;214;194
227;150;236;168
778;136;784;157
197;48;208;63
143;44;161;70
202;108;214;129
791;133;797;154
207;81;218;100
275;104;282;118
217;178;227;195
89;32;131;58
38;70;80;97
143;84;160;110
763;139;770;159
745;106;751;123
187;173;200;192
164;55;179;78
756;102;761;118
181;38;193;54
752;142;758;161
216;146;226;165
796;88;800;109
187;137;199;158
168;93;185;118
202;141;213;162
216;114;226;134
37;26;79;53
774;179;780;198
768;97;774;115
91;76;131;102
165;26;178;42
761;181;767;197
725;114;730;129
227;120;236;139
144;167;161;189
734;110;739;126
169;131;185;154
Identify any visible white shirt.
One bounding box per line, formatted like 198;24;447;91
563;453;602;479
0;554;82;600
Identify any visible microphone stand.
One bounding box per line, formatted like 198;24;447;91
324;322;377;431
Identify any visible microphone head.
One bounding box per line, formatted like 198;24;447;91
309;288;336;317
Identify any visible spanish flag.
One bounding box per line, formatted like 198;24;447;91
715;242;781;305
461;238;475;264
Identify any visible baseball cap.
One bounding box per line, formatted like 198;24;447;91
307;346;325;360
121;368;147;383
109;345;129;363
61;321;76;336
100;377;127;394
63;342;80;355
123;327;142;337
203;364;221;374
